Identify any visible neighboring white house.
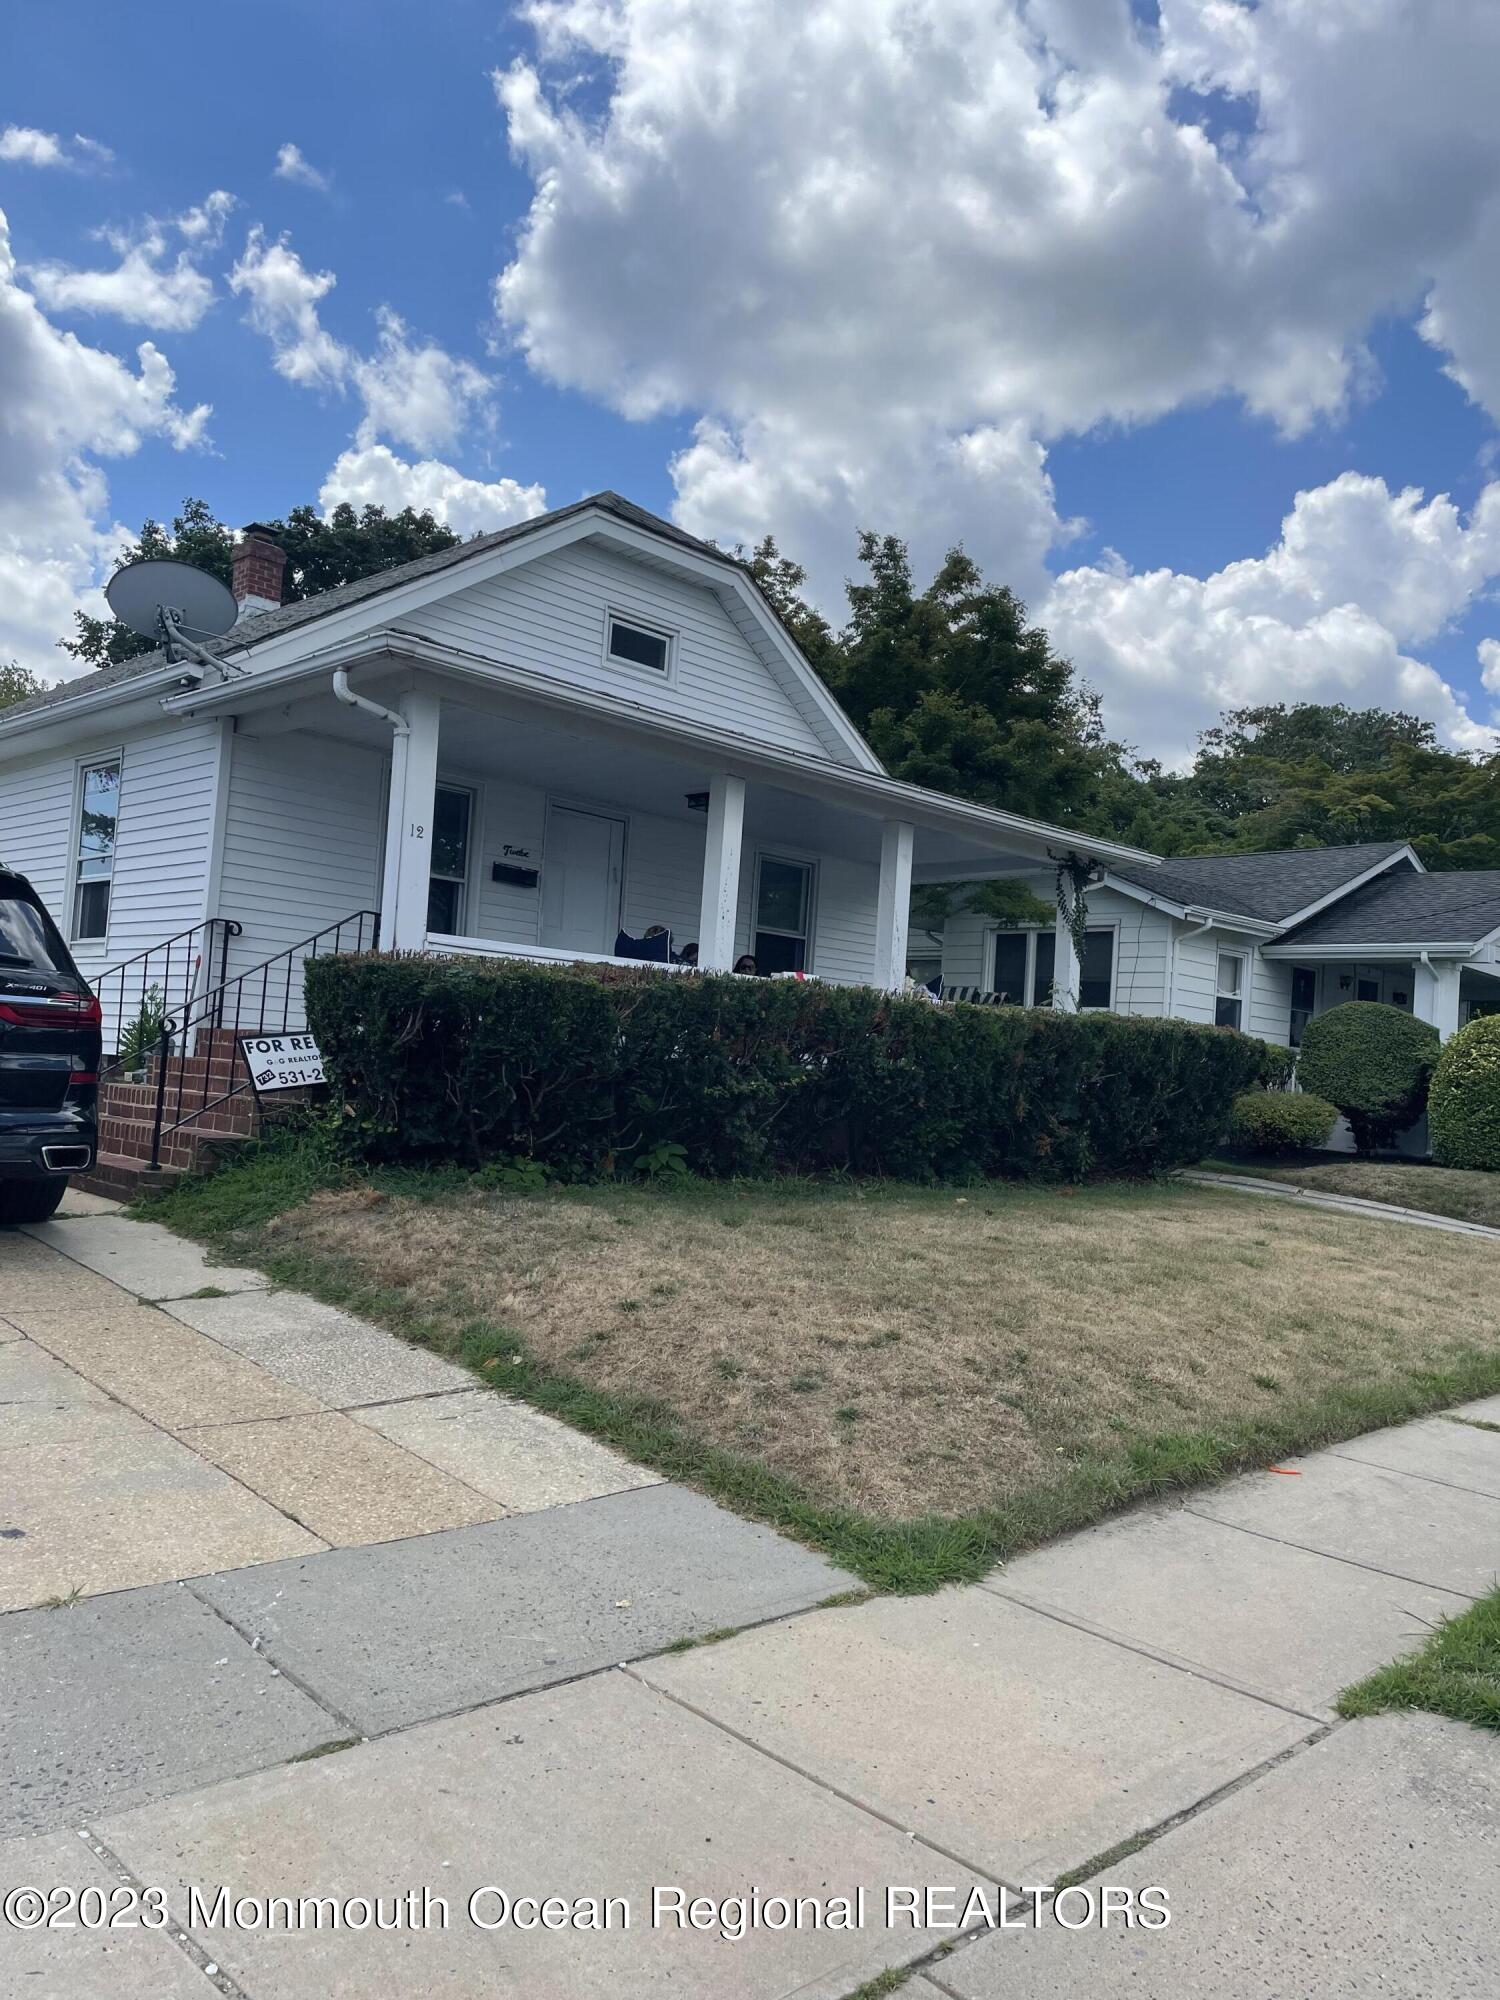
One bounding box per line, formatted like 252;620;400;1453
0;493;1157;1046
928;841;1500;1049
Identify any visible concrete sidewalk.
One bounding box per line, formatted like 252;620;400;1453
3;1197;1498;1998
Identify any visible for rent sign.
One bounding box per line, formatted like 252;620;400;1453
241;1033;325;1092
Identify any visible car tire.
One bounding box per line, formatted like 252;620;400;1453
0;1177;68;1225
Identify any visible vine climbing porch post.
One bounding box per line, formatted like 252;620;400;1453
1051;854;1092;1012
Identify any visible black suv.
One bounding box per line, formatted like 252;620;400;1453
0;865;101;1223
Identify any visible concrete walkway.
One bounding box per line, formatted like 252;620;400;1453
3;1197;1498;1998
1182;1166;1500;1239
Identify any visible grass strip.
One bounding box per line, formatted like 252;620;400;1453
1337;1587;1500;1732
144;1131;1500;1595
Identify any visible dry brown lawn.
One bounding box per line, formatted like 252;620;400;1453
266;1178;1500;1522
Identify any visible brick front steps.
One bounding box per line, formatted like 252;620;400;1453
78;1029;262;1200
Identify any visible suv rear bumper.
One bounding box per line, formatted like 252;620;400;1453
0;1111;97;1180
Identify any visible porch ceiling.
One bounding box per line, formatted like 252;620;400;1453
221;660;1151;877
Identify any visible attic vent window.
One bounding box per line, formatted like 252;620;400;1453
607;615;672;675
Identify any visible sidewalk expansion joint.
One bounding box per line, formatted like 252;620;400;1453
977;1582;1329;1725
622;1665;1012;1890
183;1580;365;1741
66;1825;258;2000
1321;1446;1500;1505
1178;1503;1481;1598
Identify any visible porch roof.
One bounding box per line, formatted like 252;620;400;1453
163;629;1163;876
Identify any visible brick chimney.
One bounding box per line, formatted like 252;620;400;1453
231;525;287;621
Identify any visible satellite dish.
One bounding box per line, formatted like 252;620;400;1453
106;558;239;652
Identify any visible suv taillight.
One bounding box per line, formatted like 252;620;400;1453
0;992;103;1028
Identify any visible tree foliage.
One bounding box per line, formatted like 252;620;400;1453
61;496;460;671
0;661;50;711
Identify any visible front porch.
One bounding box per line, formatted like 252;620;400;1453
311;658;1143;1001
1274;950;1500;1047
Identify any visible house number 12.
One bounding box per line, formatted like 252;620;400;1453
410;823;425;838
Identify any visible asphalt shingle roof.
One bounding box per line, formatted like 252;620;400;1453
2;492;740;726
1280;869;1500;948
1108;842;1411;924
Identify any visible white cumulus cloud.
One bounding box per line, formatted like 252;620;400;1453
320;444;547;537
231;228;541;537
0;204;210;674
492;0;1500;744
1044;475;1500;764
273;142;332;194
0;126;113;171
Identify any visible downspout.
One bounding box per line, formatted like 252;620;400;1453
1167;910;1215;1019
333;667;408;947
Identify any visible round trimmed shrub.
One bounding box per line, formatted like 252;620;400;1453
1295;1001;1439;1154
1429;1015;1500;1170
1227;1089;1339;1154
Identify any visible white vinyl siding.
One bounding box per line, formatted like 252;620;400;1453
408;542;836;761
0;748;76;928
938;883;1171;1015
0;724;221;974
216;731;386;986
1249;950;1294;1044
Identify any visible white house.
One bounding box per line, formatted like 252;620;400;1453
928;842;1500;1048
7;486;1498;1120
0;493;1159;1061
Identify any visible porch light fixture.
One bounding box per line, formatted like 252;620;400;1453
685;791;710;812
1338;974;1353;990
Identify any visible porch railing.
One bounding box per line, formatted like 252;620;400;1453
143;910;380;1170
93;917;241;1075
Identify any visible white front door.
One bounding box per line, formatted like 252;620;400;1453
540;806;625;954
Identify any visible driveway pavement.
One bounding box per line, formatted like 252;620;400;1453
2;1195;1497;1998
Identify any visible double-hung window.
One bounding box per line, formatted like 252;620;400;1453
425;785;473;935
989;926;1114;1008
1215;950;1246;1029
73;756;120;942
753;855;814;972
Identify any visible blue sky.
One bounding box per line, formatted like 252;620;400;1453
6;1;1500;765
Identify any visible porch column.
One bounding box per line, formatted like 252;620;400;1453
696;772;745;971
873;820;915;991
384;690;441;952
1052;878;1081;1012
1412;956;1462;1042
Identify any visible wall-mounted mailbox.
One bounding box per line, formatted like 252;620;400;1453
491;861;540;888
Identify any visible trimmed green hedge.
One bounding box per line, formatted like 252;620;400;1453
1430;1016;1500;1170
1227;1088;1339;1154
305;954;1270;1180
1295;1002;1438;1153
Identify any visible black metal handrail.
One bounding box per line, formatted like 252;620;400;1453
143;910;380;1170
94;917;241;1077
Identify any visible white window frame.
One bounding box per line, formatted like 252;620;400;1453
602;606;677;684
69;748;123;947
1215;948;1248;1030
986;922;1118;1010
427;780;477;937
751;850;818;973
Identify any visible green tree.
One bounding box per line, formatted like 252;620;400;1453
741;535;836;675
61;496;459;670
0;661;50;711
829;534;1112;825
